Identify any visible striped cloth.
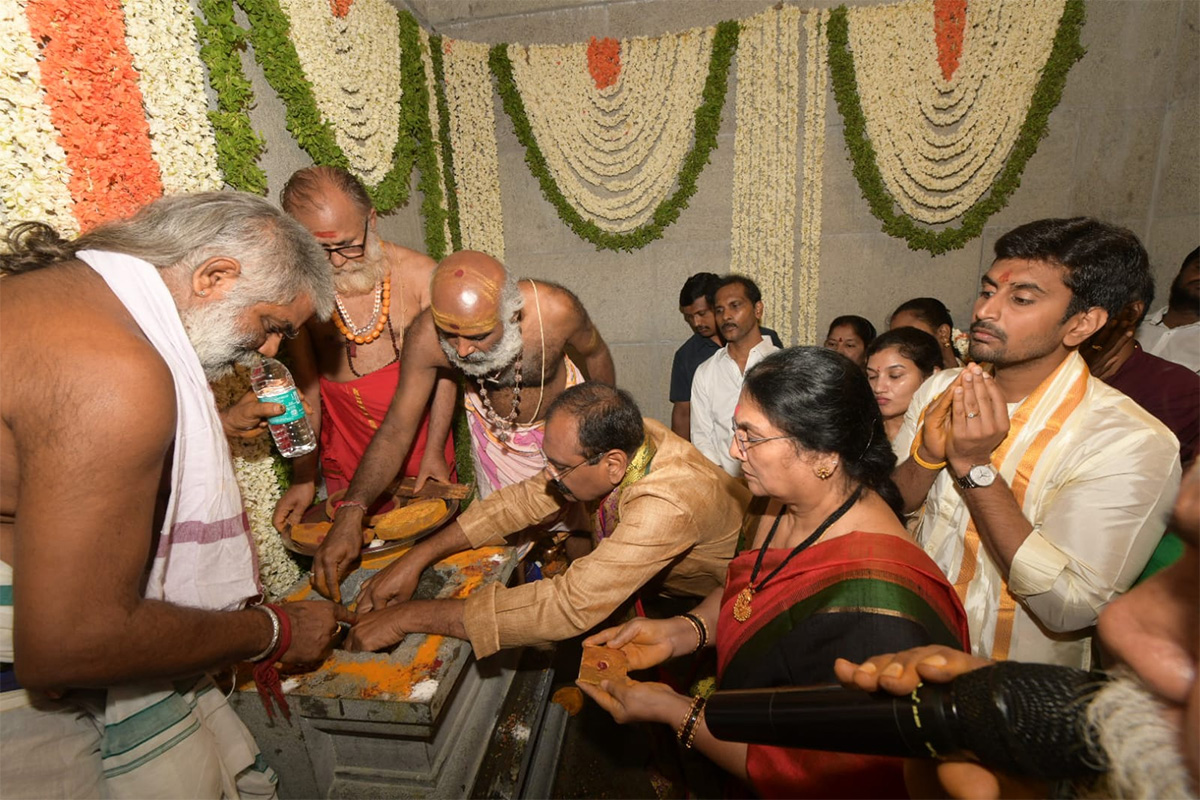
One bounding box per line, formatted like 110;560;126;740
0;251;269;798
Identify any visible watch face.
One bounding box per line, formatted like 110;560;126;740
968;464;997;487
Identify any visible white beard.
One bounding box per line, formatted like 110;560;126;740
438;277;526;380
1074;667;1197;799
333;234;388;296
179;298;260;381
440;315;524;380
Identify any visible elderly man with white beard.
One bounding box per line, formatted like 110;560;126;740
835;460;1200;799
271;166;458;532
0;193;354;799
312;249;615;601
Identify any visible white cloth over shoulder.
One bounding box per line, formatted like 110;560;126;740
894;353;1180;669
78;250;260;610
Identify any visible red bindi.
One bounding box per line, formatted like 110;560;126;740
997;270;1012;283
455;269;465;277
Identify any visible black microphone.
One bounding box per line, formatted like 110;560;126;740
704;661;1109;780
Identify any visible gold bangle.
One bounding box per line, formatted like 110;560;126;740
675;695;703;742
911;430;947;471
682;697;707;749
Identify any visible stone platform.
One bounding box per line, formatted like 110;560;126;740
229;546;559;799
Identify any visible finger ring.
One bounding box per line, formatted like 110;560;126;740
966;412;979;419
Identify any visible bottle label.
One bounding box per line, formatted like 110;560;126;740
258;387;306;424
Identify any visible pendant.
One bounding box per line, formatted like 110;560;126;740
347;343;356;358
732;585;754;622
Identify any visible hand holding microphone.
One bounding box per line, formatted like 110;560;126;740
705;647;1108;782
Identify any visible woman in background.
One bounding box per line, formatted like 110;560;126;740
889;297;962;369
823;315;876;369
578;348;968;799
866;327;943;445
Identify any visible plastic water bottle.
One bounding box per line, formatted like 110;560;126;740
250;357;317;457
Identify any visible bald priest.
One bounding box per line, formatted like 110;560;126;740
345;383;751;657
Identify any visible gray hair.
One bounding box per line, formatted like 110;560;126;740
2;192;334;320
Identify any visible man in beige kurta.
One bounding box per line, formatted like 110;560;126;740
345;383;751;657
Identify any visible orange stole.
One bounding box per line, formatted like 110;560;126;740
912;359;1089;659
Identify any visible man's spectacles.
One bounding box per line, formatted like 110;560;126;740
731;419;791;456
541;448;602;496
322;218;370;261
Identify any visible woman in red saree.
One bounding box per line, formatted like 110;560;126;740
580;347;969;798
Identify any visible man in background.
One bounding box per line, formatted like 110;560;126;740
1138;247;1199;373
669;273;781;440
691;275;780;476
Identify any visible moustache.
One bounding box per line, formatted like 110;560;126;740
970;322;1006;342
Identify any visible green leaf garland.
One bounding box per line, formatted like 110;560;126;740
429;34;464;254
490;20;740;252
194;0;267;193
827;0;1086;256
402;18;448;260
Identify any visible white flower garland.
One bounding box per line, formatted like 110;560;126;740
797;9;828;346
507;28;714;233
121;0;223;194
731;7;802;346
0;0;77;240
847;0;1065;224
211;367;302;600
277;0;401;188
443;37;505;260
419;27;453;254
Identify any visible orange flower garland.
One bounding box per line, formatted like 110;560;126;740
25;0;162;230
933;0;967;82
329;0;353;18
586;36;621;90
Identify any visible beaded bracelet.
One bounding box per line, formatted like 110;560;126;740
911;430;947;471
249;604;281;662
682;612;708;651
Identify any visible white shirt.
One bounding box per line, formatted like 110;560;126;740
895;353;1180;669
1137;307;1200;373
690;338;779;476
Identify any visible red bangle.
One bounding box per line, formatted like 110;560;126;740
252;602;293;721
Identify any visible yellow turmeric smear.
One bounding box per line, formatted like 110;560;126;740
327;633;446;699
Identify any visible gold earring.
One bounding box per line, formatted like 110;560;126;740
815;465;832;480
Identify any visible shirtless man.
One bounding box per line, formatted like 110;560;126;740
272;166;457;531
0;193;353;798
313;250;615;600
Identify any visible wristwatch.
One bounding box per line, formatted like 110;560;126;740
956;463;997;490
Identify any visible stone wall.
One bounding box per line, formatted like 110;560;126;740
240;0;1198;425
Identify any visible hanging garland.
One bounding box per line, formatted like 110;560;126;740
828;0;1086;255
491;20;738;252
797;9;828;347
405;19;448;261
233;0;425;212
24;0;163;230
275;0;401;187
0;0;77;237
422;29;456;257
194;0;267;194
428;33;463;254
445;37;506;260
123;0;224;194
731;7;803;345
